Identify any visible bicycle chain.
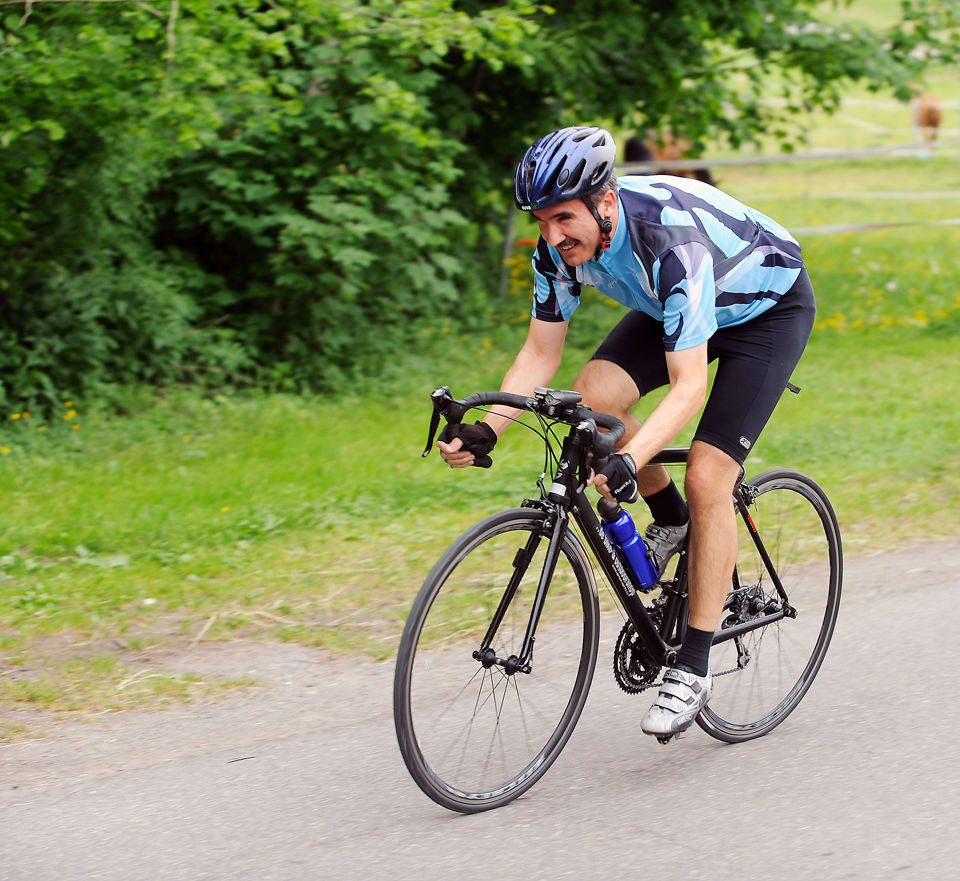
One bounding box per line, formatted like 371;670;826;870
711;598;757;677
613;599;750;689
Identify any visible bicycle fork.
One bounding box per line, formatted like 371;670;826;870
473;510;569;676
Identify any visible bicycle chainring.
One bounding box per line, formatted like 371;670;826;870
613;602;665;694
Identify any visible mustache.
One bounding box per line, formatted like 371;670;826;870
557;238;578;249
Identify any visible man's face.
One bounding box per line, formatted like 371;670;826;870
531;190;614;266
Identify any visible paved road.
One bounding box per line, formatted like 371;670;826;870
2;540;959;881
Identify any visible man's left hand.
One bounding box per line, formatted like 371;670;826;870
591;452;639;504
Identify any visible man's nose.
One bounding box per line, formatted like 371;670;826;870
542;222;563;245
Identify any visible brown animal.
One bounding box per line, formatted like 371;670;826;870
911;91;942;143
624;132;715;186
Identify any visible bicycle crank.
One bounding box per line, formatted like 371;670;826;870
612;613;663;694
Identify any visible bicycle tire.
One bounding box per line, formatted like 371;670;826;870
394;508;600;813
697;469;842;743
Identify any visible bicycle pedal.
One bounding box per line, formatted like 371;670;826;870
656;734;676;745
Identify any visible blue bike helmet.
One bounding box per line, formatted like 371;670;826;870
514;126;617;212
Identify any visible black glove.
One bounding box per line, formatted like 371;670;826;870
598;453;638;504
438;421;498;468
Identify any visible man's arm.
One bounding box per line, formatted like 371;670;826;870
438;317;568;468
592;342;708;498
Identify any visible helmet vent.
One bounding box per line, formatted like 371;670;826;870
546;139;565;164
566;159;586;191
541;163;563;199
589;160;610;186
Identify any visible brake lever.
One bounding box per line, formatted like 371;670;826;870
421;386;450;458
422;386;472;458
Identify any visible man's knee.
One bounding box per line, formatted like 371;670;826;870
573;359;638;415
684;442;742;507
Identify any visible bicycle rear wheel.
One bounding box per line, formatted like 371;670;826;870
394;508;599;813
697;469;842;743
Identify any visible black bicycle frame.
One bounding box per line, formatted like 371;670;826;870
569;490;678;664
476;431;790;675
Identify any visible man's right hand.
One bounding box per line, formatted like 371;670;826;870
437;421;498;468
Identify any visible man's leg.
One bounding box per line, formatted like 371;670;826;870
574;356;689;568
572;358;671;497
683;440;742;632
639;441;740;739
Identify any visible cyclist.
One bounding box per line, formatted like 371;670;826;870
438;126;815;739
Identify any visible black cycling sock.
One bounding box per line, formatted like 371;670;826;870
676;626;713;678
642;480;688;527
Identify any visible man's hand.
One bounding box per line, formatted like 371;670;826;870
590;452;639;504
437;421;497;468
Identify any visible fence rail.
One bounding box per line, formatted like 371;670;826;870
618;138;960;174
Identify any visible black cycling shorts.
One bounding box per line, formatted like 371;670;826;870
590;268;816;465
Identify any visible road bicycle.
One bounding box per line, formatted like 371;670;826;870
394;386;842;813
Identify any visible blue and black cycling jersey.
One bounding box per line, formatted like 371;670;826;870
531;175;805;351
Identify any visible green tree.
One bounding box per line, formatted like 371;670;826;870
0;0;957;407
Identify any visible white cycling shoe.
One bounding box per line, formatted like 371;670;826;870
640;667;712;738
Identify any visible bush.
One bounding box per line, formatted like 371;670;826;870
2;1;956;408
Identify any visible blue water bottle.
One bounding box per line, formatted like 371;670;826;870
598;497;659;591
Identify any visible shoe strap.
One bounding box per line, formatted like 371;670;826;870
645;523;674;542
662;667;699;687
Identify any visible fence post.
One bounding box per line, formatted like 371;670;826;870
497;207;516;302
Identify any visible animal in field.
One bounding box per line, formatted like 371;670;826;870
911;90;942;144
624;133;715;186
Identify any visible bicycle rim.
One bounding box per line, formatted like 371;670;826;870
698;470;842;743
394;508;599;813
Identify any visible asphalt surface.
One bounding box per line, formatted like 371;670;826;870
2;539;959;881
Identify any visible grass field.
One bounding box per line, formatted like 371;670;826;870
2;81;959;730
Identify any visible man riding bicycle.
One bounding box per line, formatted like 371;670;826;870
438;126;815;738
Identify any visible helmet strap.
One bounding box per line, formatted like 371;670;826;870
585;198;612;260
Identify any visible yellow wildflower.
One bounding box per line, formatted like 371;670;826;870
64;410;77;420
1;446;9;454
10;413;20;420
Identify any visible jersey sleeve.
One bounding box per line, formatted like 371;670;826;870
531;237;582;322
654;242;718;351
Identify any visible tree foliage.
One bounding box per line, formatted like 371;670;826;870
1;0;958;409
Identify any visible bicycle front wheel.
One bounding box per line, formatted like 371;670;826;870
697;469;842;743
394;508;600;813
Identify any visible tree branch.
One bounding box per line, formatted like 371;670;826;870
165;0;177;61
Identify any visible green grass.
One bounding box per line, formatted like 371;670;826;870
2;81;960;725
